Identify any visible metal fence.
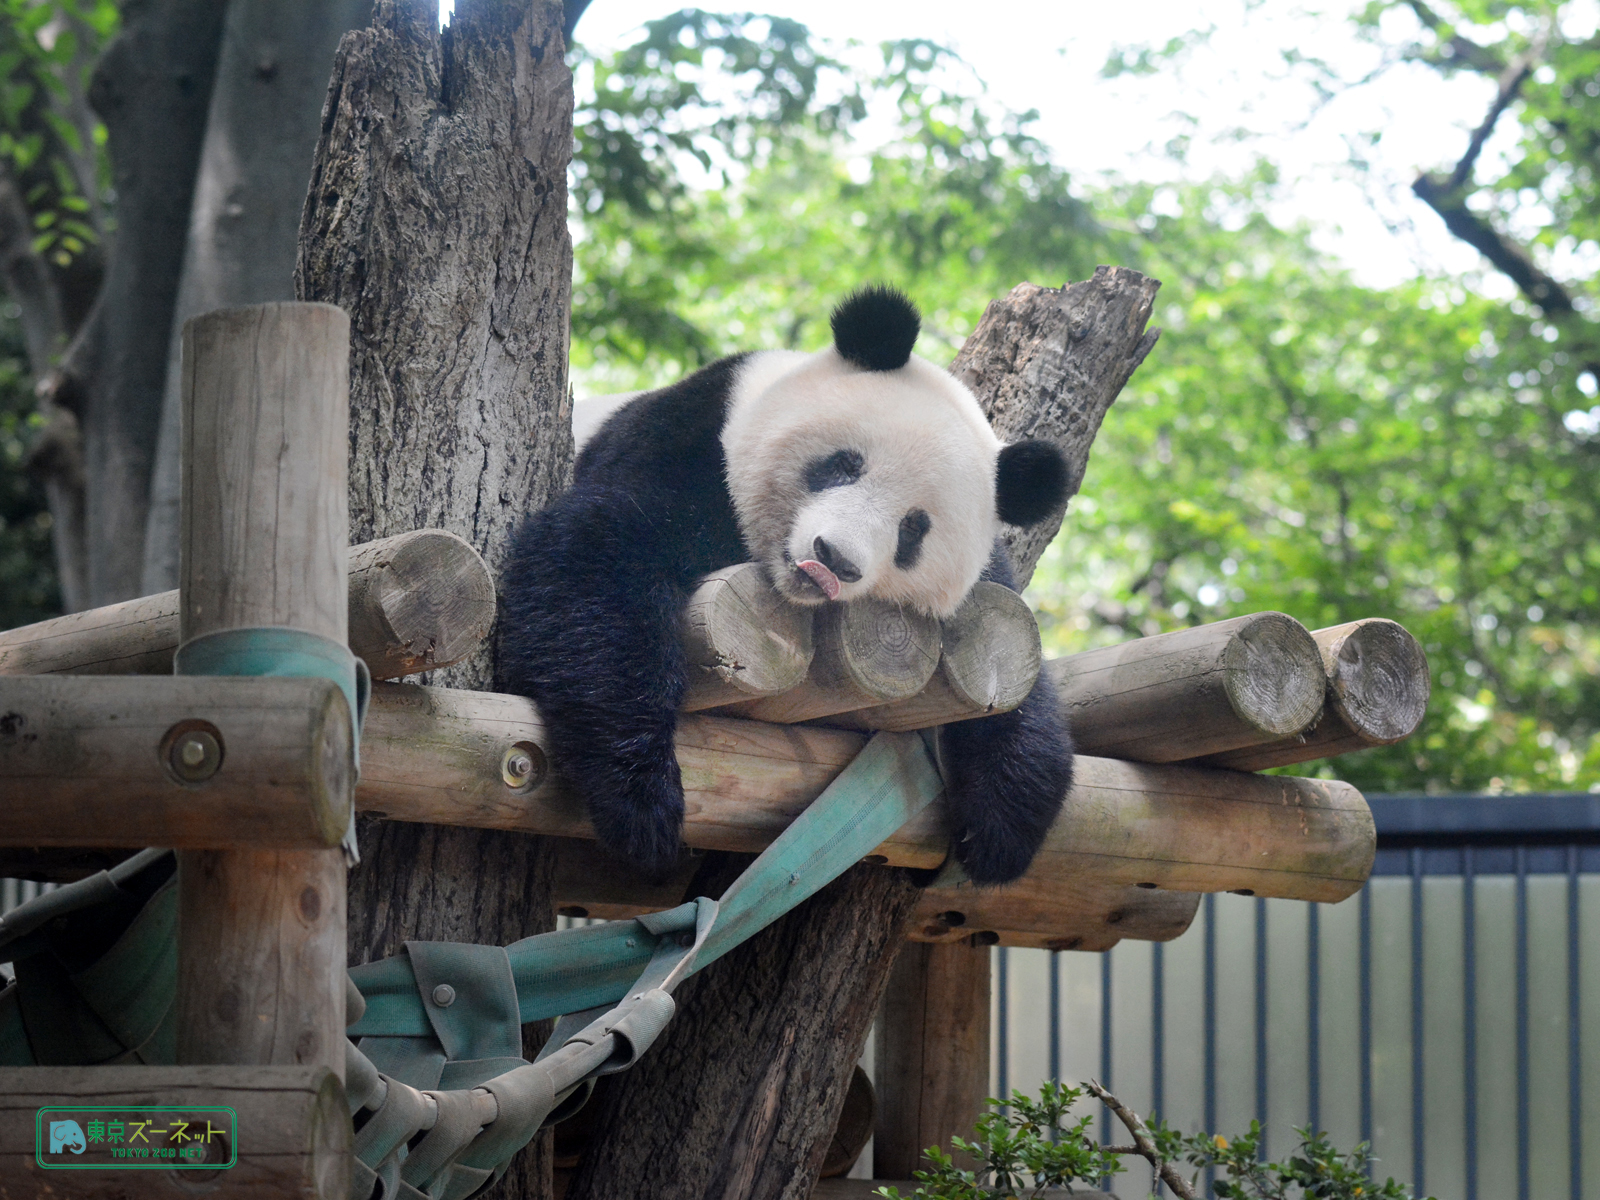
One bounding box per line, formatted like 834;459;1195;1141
993;794;1600;1200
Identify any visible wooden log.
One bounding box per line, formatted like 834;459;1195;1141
0;1065;348;1199
1051;611;1326;762
0;591;180;677
1204;618;1431;771
680;562;814;710
358;682;945;868
721;599;942;724
823;581;1041;731
174;302;349;1081
874;940;992;1178
342;529;495;678
545;835;1196;950
0;676;352;848
358;685;1370;902
0;529;493;681
908;877;1201;952
1041;756;1373;902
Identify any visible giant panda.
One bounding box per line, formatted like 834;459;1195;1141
500;287;1074;885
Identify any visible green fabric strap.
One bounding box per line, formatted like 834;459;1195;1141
175;626;370;860
346;729;945;1041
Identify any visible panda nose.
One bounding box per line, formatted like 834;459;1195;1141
812;536;862;583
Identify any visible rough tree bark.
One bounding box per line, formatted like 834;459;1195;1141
140;0;376;595
295;2;574;1196
568;271;1160;1200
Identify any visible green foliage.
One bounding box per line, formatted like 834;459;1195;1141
1168;1121;1425;1200
568;12;1600;793
875;1083;1427;1200
571;17;1097;384
1031;172;1600;793
1354;0;1600;293
0;0;117;267
872;1081;1124;1200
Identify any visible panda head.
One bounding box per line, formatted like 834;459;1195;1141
721;286;1072;618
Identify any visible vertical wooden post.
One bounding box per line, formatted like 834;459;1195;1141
174;302;351;1078
874;939;993;1178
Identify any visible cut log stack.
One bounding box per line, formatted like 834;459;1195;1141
2;555;1426;951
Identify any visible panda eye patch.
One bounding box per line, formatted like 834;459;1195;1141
804;449;865;491
895;508;931;569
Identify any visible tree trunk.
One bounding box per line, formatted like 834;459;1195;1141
140;0;377;596
69;0;228;607
568;271;1160;1200
568;857;924;1200
295;2;574;1197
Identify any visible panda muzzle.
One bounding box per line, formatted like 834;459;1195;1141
795;559;843;601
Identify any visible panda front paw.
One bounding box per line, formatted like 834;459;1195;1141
571;736;687;884
939;684;1074;886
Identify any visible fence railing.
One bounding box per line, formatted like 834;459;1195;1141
992;793;1600;1200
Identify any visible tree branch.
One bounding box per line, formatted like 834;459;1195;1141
1405;0;1507;74
1411;173;1574;314
1449;54;1533;190
1084;1080;1196;1200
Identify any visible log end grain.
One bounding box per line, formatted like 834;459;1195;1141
826;598;942;702
937;580;1041;712
681;563;814;709
347;529;496;679
1323;617;1431;743
1222;611;1327;737
821;582;1041;732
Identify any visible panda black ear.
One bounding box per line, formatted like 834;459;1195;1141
996;440;1072;526
831;285;920;371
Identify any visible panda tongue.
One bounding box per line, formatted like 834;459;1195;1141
795;559;842;600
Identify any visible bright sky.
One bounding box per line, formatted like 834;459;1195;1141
445;0;1600;291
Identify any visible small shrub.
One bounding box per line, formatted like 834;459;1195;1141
874;1081;1431;1200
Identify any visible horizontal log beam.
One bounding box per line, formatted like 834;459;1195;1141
0;529;493;681
545;836;1196;949
1205;619;1431;771
0;676;352;849
358;684;1373;903
1049;611;1327;762
357;682;938;863
909;877;1201;952
0;1065;346;1199
1040;756;1372;902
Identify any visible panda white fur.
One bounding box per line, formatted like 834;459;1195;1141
501;287;1074;884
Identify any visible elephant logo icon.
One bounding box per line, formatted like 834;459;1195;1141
48;1120;86;1154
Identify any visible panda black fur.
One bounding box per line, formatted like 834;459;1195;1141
499;287;1075;885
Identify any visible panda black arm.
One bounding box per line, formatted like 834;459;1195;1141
936;539;1075;885
498;356;750;880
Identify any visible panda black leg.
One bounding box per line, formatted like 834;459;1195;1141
937;668;1074;885
498;492;693;882
935;541;1073;885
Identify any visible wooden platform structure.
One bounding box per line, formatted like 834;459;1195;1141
0;302;1426;1196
